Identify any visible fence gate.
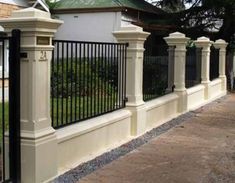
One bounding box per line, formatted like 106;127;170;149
0;30;21;182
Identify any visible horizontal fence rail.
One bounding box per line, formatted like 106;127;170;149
51;40;127;129
143;42;170;101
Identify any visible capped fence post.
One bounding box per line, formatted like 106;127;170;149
195;37;213;99
214;39;228;91
0;8;63;183
113;25;150;136
164;32;189;113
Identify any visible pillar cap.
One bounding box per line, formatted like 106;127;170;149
194;36;213;48
197;36;210;42
169;32;186;38
119;25;144;32
113;25;150;43
164;32;190;46
214;39;228;49
0;8;63;34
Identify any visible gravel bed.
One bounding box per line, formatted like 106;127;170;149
53;95;227;183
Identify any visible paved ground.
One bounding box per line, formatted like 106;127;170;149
79;94;235;183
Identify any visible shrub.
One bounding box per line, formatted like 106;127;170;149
51;58;114;98
143;59;168;96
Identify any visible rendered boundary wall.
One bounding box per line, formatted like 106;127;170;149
56;80;226;174
55;29;228;177
56;110;132;173
0;8;228;182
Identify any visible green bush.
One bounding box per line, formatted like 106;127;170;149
143;61;168;97
51;58;114;98
91;58;118;89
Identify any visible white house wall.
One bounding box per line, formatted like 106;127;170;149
55;12;122;42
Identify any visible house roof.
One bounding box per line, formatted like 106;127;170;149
53;0;164;14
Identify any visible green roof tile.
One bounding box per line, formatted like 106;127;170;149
53;0;164;14
54;0;118;9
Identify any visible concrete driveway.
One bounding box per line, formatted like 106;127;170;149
79;94;235;183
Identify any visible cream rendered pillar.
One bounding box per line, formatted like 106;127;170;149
113;25;150;136
195;37;212;99
0;8;63;183
164;32;189;113
214;39;228;92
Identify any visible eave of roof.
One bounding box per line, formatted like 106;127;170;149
52;7;124;14
52;0;165;15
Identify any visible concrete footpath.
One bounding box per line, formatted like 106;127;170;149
79;94;235;183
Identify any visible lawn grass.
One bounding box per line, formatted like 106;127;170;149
0;93;123;138
51;94;122;128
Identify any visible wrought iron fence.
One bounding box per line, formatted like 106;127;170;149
0;30;21;183
210;46;220;80
51;40;127;129
185;47;202;88
143;42;169;101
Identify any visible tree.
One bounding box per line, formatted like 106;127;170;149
45;0;58;10
156;0;185;12
147;0;235;43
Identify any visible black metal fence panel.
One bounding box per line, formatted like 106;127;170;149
0;30;21;183
0;36;10;183
51;40;127;129
143;41;170;101
185;47;202;88
210;46;220;80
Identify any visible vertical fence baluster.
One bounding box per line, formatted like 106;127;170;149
66;42;69;124
107;44;110;111
115;45;118;110
111;44;114;111
2;38;5;181
56;42;59;127
122;44;125;107
75;43;78;121
70;43;73;122
86;43;89;118
108;44;112;111
92;44;96;115
101;44;103;114
79;43;82;121
98;44;101;115
83;43;85;119
51;41;127;128
124;44;127;107
104;44;107;112
51;41;54;126
119;44;122;108
61;42;64;126
90;44;95;116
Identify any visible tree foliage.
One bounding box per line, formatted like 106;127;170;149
45;0;57;10
148;0;235;43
